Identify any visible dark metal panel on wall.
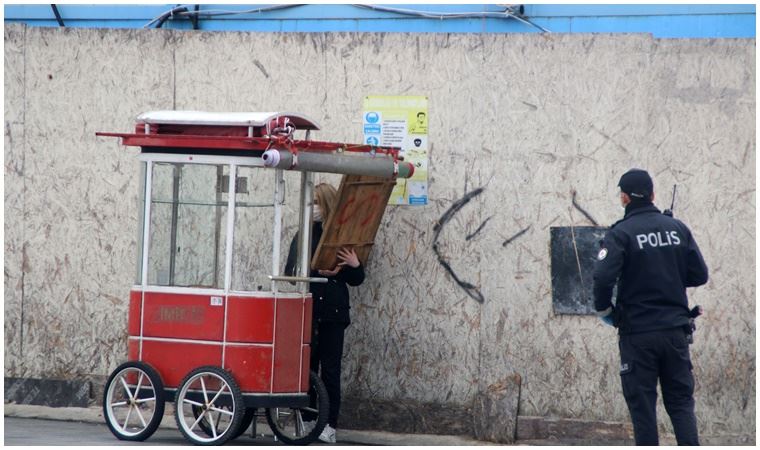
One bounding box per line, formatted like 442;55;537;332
550;226;611;315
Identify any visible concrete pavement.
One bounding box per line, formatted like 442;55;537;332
4;402;494;446
5;402;753;446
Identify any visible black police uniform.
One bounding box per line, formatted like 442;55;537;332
285;221;365;428
594;200;708;446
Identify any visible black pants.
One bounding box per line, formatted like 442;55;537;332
619;328;699;446
309;321;346;428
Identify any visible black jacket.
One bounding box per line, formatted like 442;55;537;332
593;202;708;335
285;222;365;325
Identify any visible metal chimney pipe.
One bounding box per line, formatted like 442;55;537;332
262;149;414;179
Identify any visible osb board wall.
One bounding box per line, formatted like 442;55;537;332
5;26;173;378
3;25;755;436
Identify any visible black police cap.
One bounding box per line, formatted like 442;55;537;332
618;169;653;199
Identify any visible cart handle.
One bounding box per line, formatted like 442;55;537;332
268;275;328;284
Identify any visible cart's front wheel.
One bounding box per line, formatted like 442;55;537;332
266;371;329;445
175;366;244;445
103;361;165;441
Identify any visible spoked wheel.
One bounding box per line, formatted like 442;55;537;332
175;366;244;445
102;361;165;441
266;371;329;445
190;405;254;440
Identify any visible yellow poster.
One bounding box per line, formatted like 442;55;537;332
363;96;428;206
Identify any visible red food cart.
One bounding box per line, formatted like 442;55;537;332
97;111;412;445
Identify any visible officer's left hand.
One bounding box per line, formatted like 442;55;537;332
598;307;616;327
600;315;615;327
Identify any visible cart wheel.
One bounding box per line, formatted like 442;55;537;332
175;366;244;445
233;408;256;440
266;371;329;445
102;361;165;441
190;404;218;438
190;405;253;440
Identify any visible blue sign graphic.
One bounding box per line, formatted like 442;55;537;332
365;112;380;123
366;136;379;146
364;124;381;134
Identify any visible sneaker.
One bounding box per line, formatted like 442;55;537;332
302;420;316;434
318;424;337;444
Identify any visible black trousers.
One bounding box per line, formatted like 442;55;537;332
619;328;699;446
309;321;346;428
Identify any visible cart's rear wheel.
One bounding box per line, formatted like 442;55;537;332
234;408;256;439
175;366;244;445
266;371;329;445
103;361;165;441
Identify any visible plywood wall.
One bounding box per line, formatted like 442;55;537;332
4;25;755;436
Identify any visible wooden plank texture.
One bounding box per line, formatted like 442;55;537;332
311;175;396;270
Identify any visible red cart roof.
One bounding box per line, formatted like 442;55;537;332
97;110;408;172
136;110;321;130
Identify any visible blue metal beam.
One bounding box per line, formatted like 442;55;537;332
3;4;755;38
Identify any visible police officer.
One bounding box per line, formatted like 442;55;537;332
593;168;708;446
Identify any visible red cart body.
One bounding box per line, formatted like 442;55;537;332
128;289;312;395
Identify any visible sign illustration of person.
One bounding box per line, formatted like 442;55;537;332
409;111;427;135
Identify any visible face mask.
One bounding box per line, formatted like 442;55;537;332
618;190;627;209
312;204;323;222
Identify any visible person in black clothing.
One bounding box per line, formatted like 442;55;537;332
593;168;708;446
285;182;364;444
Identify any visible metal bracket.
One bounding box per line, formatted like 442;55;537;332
268;275;328;284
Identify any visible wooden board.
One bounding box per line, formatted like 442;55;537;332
311;175;397;270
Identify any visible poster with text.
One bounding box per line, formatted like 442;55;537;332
363;95;428;206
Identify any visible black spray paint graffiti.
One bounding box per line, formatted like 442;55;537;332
433;187;530;304
432;187;486;303
433;187;598;304
465;216;492;241
571;190;599;226
502;226;531;247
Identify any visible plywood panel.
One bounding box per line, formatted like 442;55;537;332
4;25;27;375
13;25;175;379
312;175;396;270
